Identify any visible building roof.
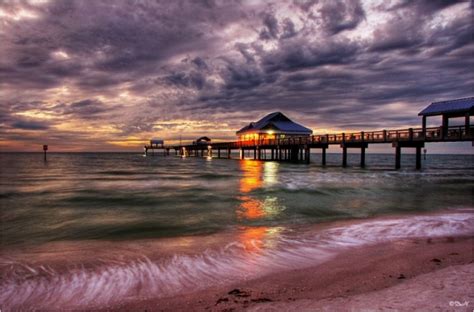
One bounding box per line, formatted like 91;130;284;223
418;97;474;116
196;136;211;142
236;112;313;135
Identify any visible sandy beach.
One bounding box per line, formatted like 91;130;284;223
2;210;473;311
107;235;473;312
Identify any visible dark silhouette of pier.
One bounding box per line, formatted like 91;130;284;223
144;97;473;169
145;125;473;169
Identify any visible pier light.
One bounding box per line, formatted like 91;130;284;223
267;131;274;135
207;145;212;149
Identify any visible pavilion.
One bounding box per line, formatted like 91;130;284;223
419;97;473;138
236;112;312;141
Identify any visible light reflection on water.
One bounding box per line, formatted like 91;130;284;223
237;160;285;252
0;153;473;309
0;152;473;248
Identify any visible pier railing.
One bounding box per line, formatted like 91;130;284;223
207;125;471;148
146;125;471;151
145;124;472;169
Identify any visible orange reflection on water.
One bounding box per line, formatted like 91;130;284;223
237;160;285;252
238;226;267;252
238;160;270;252
238;160;265;220
239;160;263;193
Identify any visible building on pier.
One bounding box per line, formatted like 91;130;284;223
236;112;312;141
419;97;473;138
194;136;211;145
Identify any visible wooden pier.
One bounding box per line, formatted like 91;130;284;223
144;97;473;169
145;125;473;169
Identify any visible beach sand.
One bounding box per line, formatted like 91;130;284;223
109;236;474;311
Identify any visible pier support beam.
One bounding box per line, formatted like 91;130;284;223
422;116;427;137
340;142;368;168
240;148;244;160
322;147;326;166
227;148;231;159
392;141;425;170
290;147;299;162
442;115;449;139
395;146;401;170
342;147;347;167
416;146;422;170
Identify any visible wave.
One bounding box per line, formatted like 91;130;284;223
1;211;473;310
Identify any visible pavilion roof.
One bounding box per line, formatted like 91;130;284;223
236;112;312;135
419;97;474;116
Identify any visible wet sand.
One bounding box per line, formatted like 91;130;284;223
2;211;473;311
109;236;474;311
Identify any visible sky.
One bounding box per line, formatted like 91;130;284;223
0;0;473;152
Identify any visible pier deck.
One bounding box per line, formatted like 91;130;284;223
145;125;473;169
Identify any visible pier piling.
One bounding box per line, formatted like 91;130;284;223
43;145;48;161
143;119;471;169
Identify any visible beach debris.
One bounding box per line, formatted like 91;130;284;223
251;298;272;303
397;274;406;279
449;252;459;256
216;297;229;305
228;289;250;297
431;258;442;263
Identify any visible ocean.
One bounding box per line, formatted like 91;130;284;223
1;152;473;309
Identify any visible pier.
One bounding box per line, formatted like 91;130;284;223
145;125;472;169
144;97;473;169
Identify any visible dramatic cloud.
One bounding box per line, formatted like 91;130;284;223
0;0;472;151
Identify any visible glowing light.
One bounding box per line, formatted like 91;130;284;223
0;8;38;21
263;161;278;186
239;226;268;252
119;91;129;98
52;50;70;60
14;111;56;120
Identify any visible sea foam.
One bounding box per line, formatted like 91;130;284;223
1;212;473;310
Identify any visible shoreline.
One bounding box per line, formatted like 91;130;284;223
109;236;474;311
1;210;473;311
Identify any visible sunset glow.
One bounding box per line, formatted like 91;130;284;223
0;0;472;152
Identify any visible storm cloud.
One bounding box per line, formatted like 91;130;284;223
0;0;472;151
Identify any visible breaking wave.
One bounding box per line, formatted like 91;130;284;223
1;211;473;310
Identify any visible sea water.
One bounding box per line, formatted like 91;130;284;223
0;152;473;309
